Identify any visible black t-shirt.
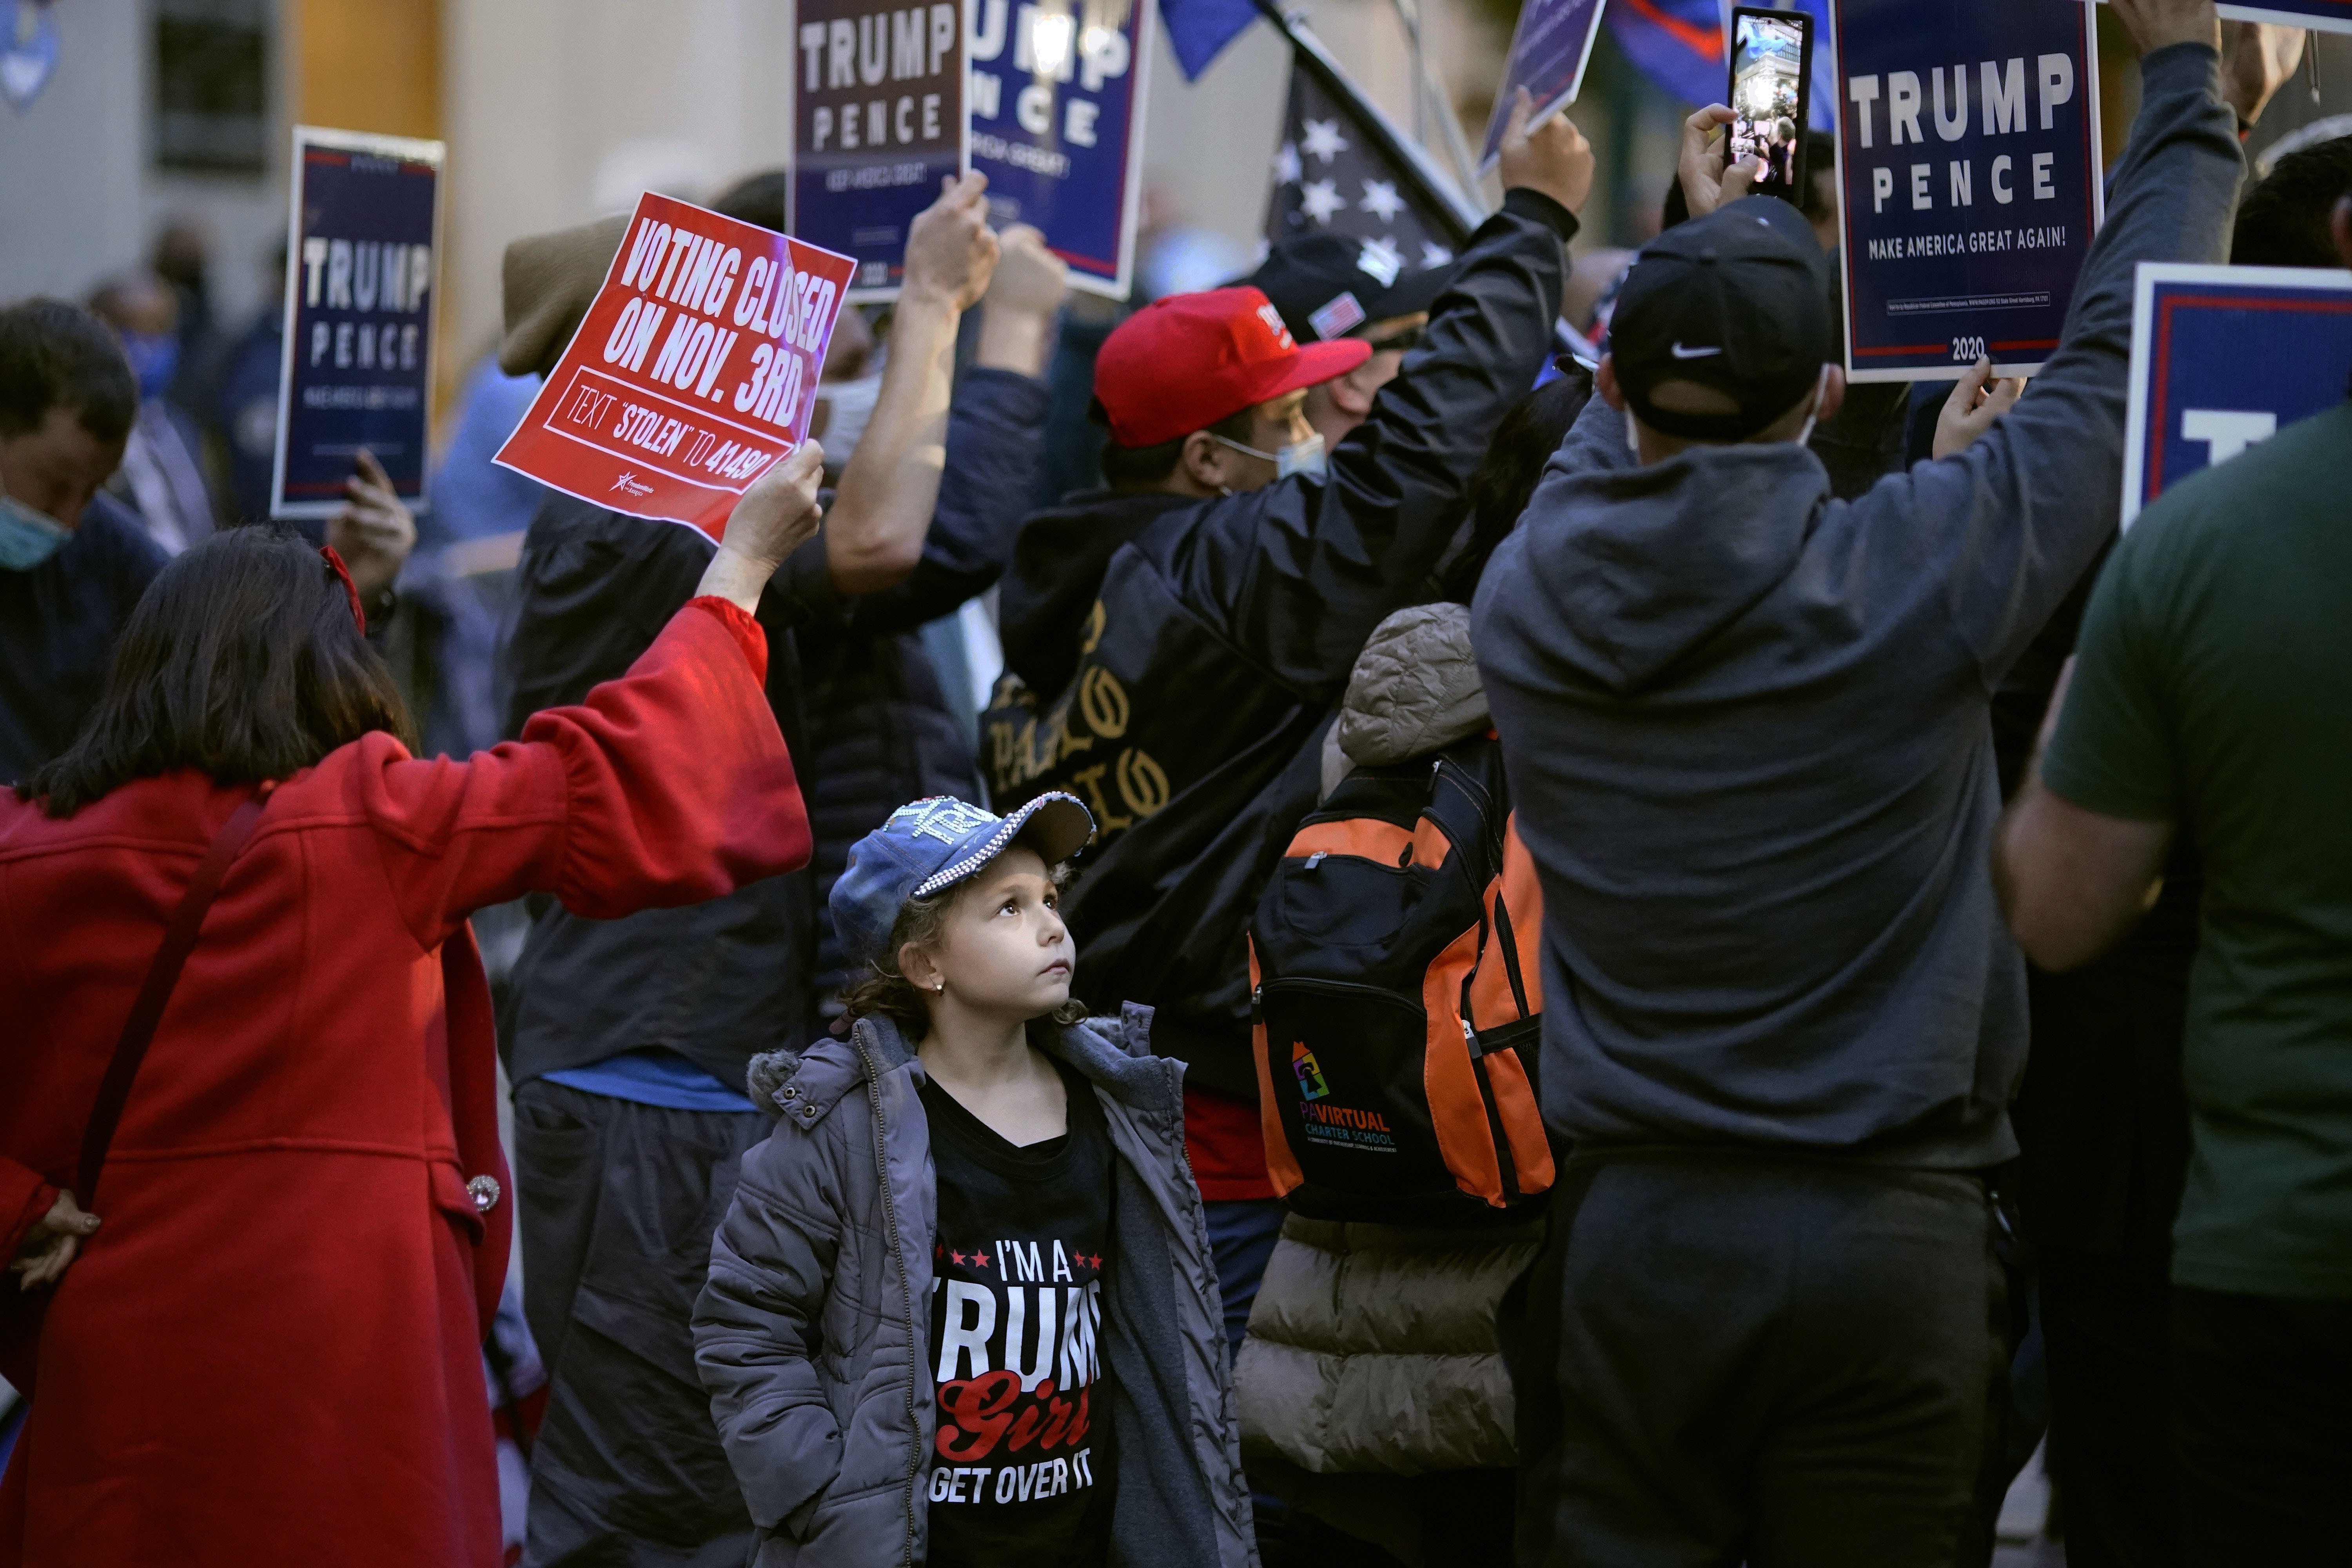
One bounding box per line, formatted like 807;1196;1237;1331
920;1054;1115;1568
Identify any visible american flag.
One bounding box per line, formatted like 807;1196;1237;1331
1264;50;1474;276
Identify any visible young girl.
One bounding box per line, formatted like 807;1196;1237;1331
693;793;1257;1568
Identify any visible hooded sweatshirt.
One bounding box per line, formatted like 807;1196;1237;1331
1471;45;2241;1167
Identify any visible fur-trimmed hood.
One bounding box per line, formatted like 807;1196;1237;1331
742;1002;1169;1121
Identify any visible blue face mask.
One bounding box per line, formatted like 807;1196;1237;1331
118;330;180;401
1211;430;1329;483
0;494;72;571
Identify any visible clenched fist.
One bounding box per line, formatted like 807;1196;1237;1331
904;172;1001;311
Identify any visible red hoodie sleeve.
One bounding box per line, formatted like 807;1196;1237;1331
336;596;812;951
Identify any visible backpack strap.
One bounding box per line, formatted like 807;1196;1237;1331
76;785;274;1204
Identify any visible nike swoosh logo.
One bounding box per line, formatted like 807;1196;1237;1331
1670;343;1722;359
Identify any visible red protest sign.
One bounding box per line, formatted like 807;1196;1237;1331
495;192;857;540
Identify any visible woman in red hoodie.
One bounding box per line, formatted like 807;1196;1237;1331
0;442;824;1568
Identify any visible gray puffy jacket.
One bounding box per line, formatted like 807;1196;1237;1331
693;1005;1258;1568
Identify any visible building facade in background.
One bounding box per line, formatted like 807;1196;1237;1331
4;0;2347;421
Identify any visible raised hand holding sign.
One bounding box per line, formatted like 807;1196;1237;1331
1831;0;2105;381
492;192;857;541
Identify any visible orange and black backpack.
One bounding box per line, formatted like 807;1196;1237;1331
1247;732;1553;1225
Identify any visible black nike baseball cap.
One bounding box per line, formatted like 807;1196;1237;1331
1610;197;1833;441
1247;233;1453;344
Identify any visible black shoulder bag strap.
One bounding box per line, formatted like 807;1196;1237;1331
75;785;273;1205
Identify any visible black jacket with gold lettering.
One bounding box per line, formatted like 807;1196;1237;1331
981;189;1575;1099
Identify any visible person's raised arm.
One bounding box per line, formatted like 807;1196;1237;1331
824;172;1001;595
325;449;417;606
700;439;830;609
973;223;1068;381
1200;91;1593;697
360;442;826;950
2220;20;2308;135
1903;0;2238;685
844;229;1068;635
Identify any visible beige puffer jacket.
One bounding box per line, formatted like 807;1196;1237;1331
1317;602;1491;799
1238;604;1545;1520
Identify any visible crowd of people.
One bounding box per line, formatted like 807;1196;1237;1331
3;0;2350;1562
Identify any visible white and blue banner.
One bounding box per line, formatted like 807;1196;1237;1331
1831;0;2102;382
791;0;971;299
272;125;444;519
967;0;1153;299
2121;262;2352;528
1478;0;1610;175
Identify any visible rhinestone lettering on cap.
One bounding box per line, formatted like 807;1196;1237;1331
886;796;998;846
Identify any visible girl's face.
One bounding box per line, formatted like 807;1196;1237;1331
902;846;1075;1020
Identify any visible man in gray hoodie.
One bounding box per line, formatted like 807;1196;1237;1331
1470;0;2243;1560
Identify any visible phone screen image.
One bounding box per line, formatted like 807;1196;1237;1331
1728;8;1810;200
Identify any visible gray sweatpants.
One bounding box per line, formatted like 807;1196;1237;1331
1512;1148;2011;1568
513;1077;770;1568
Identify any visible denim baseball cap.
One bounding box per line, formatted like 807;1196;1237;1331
830;793;1096;970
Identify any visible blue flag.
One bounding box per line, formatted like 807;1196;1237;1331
1606;0;1722;107
1161;0;1259;80
1614;0;1840;125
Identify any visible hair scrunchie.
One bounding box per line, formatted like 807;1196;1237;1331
319;545;366;634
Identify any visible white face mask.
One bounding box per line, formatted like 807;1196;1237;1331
1210;430;1328;483
813;370;883;465
1791;363;1832;448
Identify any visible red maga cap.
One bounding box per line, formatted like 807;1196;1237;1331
1093;286;1371;449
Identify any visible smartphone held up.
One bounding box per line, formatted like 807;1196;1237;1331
1728;7;1812;202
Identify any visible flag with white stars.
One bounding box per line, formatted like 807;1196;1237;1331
1264;53;1470;273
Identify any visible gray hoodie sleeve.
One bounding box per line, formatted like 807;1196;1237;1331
1889;42;2241;686
1552;376;1637;478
